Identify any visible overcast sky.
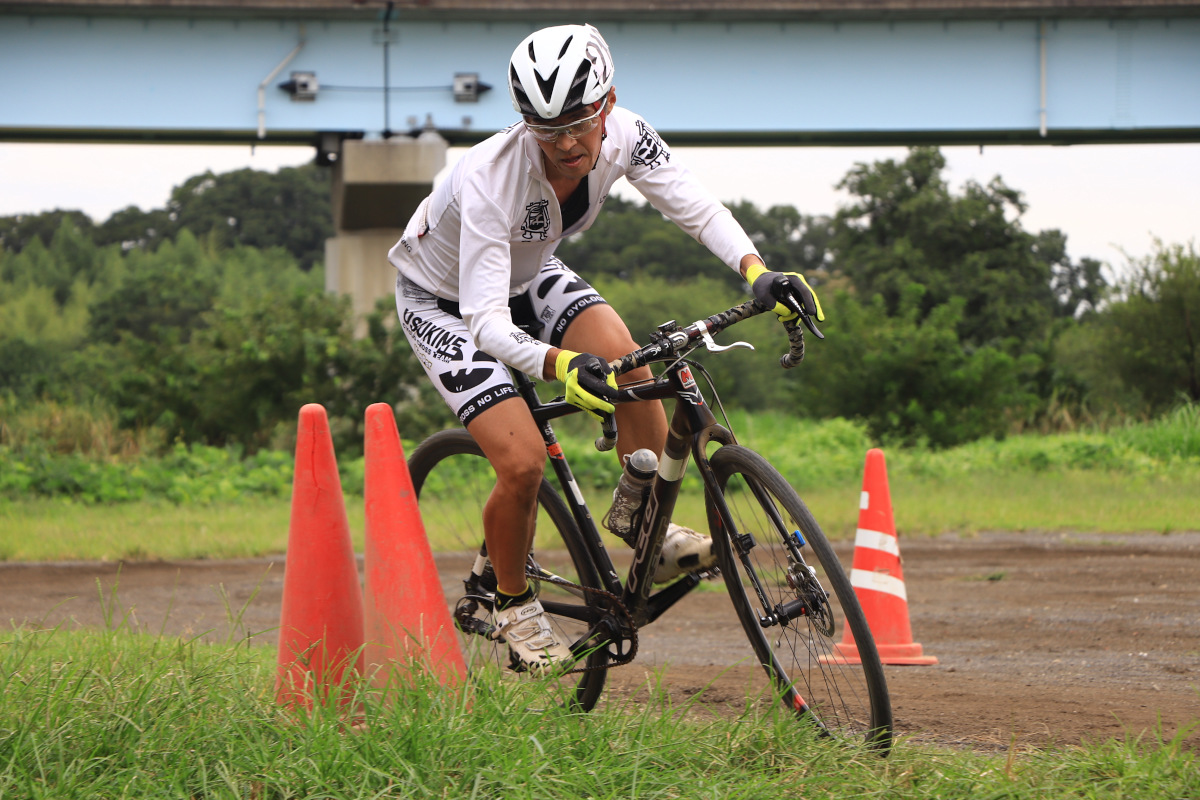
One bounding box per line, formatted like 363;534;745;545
1;140;1196;270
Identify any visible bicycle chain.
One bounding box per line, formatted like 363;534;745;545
532;571;639;676
457;571;639;676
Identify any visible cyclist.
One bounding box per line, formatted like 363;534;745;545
389;23;823;672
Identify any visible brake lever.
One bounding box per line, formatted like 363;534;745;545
800;311;824;339
694;320;755;354
781;293;825;340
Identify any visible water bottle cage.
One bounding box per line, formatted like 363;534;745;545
619;484;654;548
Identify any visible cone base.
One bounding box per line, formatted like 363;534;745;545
820;640;939;666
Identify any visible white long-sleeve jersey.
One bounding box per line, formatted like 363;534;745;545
387;106;760;378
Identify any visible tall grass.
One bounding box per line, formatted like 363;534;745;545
0;397;162;458
2;626;1196;798
1111;400;1200;461
2;403;1198;561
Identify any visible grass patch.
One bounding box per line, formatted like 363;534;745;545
0;497;358;562
2;410;1199;561
4;469;1200;563
746;470;1200;542
1;626;1196;798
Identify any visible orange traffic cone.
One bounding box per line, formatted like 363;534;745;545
830;448;937;666
362;403;467;690
276;404;366;708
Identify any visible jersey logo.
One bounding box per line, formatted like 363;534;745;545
631;120;669;170
521;199;551;241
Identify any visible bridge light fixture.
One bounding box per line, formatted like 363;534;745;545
279;71;319;101
453;73;491;103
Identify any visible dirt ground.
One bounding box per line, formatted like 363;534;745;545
2;530;1197;751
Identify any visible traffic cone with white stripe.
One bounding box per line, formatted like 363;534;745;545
830;448;937;666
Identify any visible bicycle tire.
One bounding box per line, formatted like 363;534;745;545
707;445;893;751
407;428;608;710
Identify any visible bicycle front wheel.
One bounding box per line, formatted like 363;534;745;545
707;445;892;751
407;428;608;710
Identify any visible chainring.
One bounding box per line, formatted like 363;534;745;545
452;569;638;677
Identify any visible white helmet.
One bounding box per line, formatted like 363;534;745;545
508;24;614;120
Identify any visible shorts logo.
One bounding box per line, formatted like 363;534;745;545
440;351;498;394
631;121;669;170
521;199;551;241
402;308;467;362
553;294;605;338
458;384;518;426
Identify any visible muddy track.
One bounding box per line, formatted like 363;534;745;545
3;531;1197;750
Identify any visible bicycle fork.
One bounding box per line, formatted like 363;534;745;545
698;454;831;633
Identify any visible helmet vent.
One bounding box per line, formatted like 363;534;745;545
535;68;559;104
508;24;614;119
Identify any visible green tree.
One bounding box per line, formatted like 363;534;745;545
0;210;94;254
162;163;331;270
74;233;440;453
1103;242;1200;409
95;205;173;252
805;285;1039;446
728;202;833;278
0;218;115;306
0;220;121;402
832;147;1060;349
1;164;332;271
89;230;222;344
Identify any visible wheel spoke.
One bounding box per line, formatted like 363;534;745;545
709;445;892;751
407;429;608;710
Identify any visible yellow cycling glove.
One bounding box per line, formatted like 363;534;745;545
745;263;825;323
555;350;618;419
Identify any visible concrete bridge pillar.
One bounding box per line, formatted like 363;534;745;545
324;132;448;330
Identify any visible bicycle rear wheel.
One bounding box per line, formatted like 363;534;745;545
407;428;608;710
707;445;892;751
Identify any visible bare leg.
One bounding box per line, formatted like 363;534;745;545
560;303;667;461
464;396;546;597
560;303;715;582
465;303;664;596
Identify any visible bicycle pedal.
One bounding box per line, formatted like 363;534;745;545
504;649;578;676
457;615;496;638
454;596;497;637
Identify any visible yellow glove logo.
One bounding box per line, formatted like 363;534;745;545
746;264;825;323
555;350;617;419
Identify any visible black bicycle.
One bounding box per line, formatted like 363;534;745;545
407;299;892;751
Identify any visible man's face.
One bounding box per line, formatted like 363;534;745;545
527;91;612;182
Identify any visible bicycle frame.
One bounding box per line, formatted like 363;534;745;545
416;300;891;748
514;356;736;630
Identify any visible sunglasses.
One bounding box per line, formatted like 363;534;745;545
523;107;604;143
